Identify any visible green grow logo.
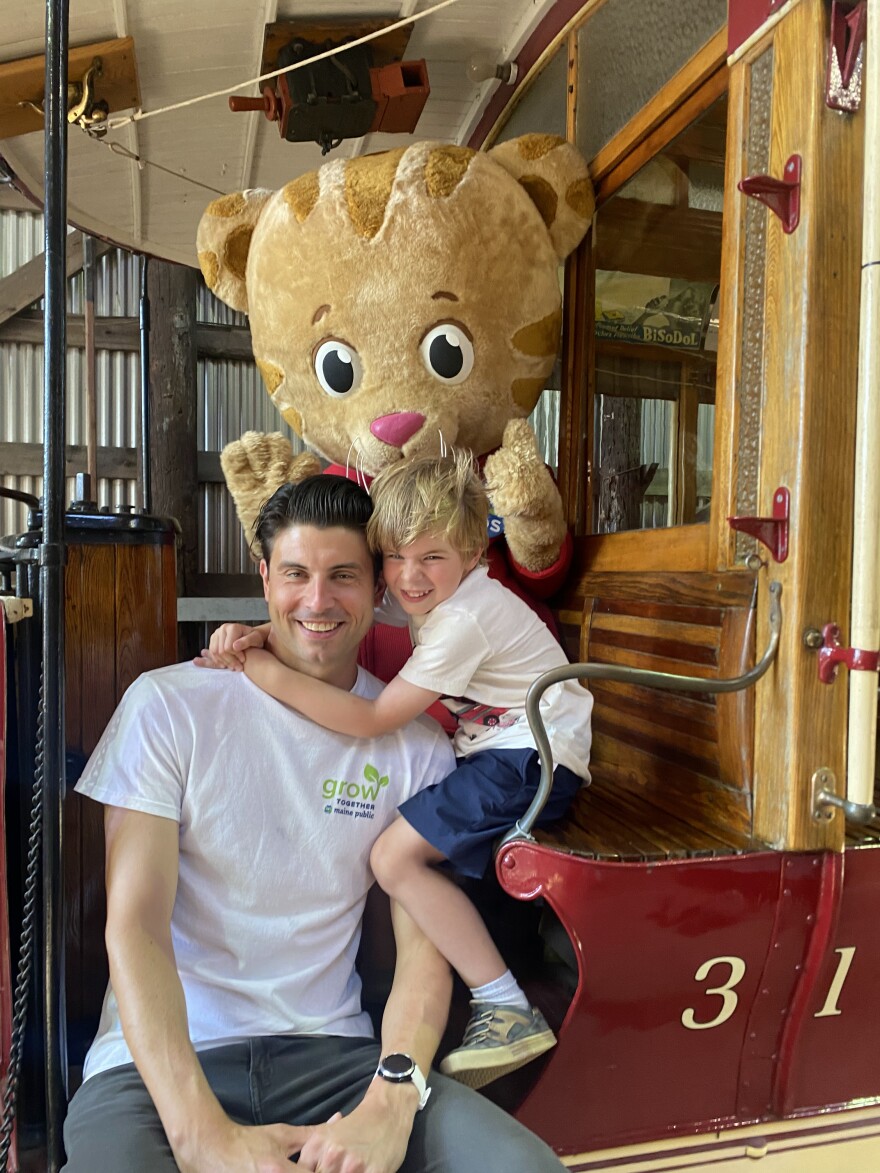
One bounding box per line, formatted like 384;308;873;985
321;763;390;820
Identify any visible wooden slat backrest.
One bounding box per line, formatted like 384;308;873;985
579;570;758;839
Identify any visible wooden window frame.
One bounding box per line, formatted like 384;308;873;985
558;30;728;571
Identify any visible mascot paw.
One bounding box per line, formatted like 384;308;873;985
221;431;321;550
484;420;554;519
483;420;566;573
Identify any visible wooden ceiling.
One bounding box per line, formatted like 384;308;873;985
0;0;553;264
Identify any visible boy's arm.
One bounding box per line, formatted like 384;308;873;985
194;621;271;670
244;648;440;736
104;806;313;1173
295;902;451;1173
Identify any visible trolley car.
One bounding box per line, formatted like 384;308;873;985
1;0;880;1169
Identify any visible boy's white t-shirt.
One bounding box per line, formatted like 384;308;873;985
75;661;454;1080
380;566;592;780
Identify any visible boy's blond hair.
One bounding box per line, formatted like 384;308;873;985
367;450;488;558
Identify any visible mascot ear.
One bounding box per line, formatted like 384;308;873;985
197;189;273;314
487;134;594;261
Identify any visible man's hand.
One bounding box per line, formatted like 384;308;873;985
174;1118;314;1173
193;623;269;670
296;1081;418;1173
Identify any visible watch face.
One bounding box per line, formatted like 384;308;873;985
381;1052;415;1078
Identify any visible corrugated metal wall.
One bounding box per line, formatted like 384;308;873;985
2;207;559;572
0;208;302;574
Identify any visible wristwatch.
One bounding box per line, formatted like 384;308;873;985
375;1052;431;1110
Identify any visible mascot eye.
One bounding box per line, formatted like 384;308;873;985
314;340;363;397
419;323;474;385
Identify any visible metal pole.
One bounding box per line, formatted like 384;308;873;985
42;1;70;1167
846;0;880;811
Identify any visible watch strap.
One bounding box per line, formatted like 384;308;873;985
375;1055;431;1110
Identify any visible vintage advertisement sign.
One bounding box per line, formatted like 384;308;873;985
595;271;717;350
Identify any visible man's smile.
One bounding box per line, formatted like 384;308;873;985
295;618;345;636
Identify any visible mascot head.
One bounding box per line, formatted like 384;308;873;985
197;134;593;474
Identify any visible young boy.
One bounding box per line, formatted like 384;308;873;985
202;454;592;1087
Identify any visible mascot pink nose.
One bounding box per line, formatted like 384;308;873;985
369;412;426;448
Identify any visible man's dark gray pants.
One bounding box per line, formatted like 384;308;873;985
61;1035;565;1171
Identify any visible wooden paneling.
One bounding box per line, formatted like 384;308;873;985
541;569;758;861
557;527;711;612
716;0;865;850
65;541;115;1040
63;536;178;1054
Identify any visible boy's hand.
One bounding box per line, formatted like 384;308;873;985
193;623;266;671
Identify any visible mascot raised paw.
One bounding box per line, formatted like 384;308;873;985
197;133;593;683
220;431;321;544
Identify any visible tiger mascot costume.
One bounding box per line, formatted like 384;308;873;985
197;134;593;690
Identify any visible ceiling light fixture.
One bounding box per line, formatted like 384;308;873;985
466;50;518;86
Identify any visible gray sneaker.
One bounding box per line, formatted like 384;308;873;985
439;1001;556;1088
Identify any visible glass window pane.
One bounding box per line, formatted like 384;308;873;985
576;0;726;161
494;41;567;144
591;92;726;533
493;45;568;469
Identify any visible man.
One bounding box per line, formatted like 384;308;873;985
62;475;564;1172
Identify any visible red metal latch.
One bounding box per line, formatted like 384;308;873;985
728;487;790;562
826;0;867;112
817;623;880;683
738;155;801;234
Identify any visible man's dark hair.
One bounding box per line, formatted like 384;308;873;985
254;475;380;578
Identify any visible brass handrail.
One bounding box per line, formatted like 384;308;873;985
499;580;783;847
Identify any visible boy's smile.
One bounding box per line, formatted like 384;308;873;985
382;531;481;617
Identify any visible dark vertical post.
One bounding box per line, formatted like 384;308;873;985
139;255;152;514
146;261;198;630
83;234;97;497
42;1;70;1168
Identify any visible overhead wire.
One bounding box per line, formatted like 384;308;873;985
103;0;464;132
69;0;465;201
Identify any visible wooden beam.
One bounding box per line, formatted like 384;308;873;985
0;184;40;212
0;311;252;358
0;312;138;349
195;321;253;360
0;36;140;141
147;261;199;603
0;443;226;484
596;199;722;283
0;441;137;480
0;236;110;327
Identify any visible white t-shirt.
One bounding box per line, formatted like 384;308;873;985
381;567;592;780
75;661;454;1080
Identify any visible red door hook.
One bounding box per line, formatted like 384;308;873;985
738;155;801;234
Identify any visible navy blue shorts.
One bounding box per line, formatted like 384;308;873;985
397;748;585;879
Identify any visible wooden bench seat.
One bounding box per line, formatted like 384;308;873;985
538;569;760;861
538;776;757;861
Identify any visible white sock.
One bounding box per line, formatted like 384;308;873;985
470;970;530;1011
